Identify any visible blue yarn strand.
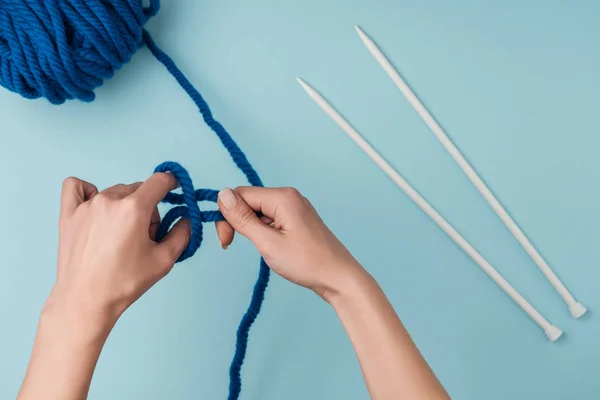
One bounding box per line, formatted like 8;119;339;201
229;258;271;400
147;36;270;399
155;163;270;399
0;2;268;398
143;31;264;188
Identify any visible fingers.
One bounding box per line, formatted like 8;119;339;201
149;207;161;240
214;209;273;249
218;188;280;245
131;172;178;211
60;177;99;218
231;186;306;221
216;220;235;249
126;181;143;193
102;182;143;198
260;215;275;226
154;218;191;269
229;186;280;218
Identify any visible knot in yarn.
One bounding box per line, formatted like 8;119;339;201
154;161;225;263
0;0;160;104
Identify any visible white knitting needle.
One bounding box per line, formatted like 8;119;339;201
297;77;562;341
353;25;586;319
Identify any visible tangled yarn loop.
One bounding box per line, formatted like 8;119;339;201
0;1;271;399
154;161;225;262
0;0;160;104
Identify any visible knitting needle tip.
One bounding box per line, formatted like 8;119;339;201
297;78;321;100
296;77;311;93
354;25;374;48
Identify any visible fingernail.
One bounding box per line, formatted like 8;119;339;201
218;188;237;210
221;243;229;250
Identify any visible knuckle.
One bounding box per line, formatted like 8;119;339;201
122;196;142;213
163;250;178;268
62;176;79;190
237;208;256;230
91;192;112;208
157;262;174;281
280;187;304;207
156;250;177;274
155;252;171;270
281;187;301;198
301;195;314;209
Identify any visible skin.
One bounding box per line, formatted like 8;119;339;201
18;173;450;400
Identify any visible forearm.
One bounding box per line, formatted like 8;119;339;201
328;265;449;400
18;292;115;400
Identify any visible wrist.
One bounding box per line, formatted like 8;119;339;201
320;260;373;306
19;288;116;400
42;286;119;344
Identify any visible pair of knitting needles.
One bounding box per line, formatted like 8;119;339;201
297;26;586;341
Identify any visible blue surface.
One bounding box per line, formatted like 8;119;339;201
1;1;599;399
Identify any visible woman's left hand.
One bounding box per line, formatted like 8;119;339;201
50;173;190;322
18;173;190;400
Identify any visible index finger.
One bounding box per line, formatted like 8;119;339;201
61;177;99;218
232;186;304;220
131;172;179;210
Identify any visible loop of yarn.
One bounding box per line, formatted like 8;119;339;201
0;1;270;399
154;161;224;263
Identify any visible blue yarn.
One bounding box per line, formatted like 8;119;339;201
0;2;269;398
153;161;225;263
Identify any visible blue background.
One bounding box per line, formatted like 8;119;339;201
1;0;599;399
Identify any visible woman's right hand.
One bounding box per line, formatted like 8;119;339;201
217;187;449;400
216;187;364;300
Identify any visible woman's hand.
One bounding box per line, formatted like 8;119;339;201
216;187;450;400
51;174;190;321
215;187;364;300
18;173;190;400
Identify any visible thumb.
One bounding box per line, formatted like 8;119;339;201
155;219;191;269
218;188;279;245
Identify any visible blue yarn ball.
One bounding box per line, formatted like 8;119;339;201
0;0;160;104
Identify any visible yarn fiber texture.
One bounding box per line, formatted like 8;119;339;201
0;1;269;399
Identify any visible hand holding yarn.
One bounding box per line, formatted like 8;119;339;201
216;187;365;301
52;173;190;323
